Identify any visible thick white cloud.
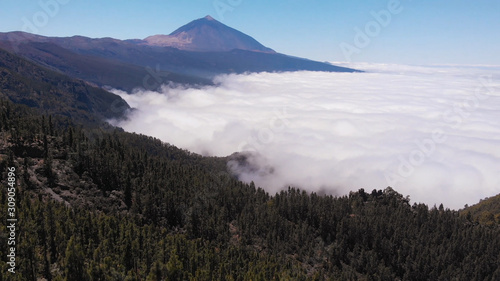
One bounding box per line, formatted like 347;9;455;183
111;64;500;209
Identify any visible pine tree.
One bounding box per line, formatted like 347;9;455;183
64;236;87;281
166;249;184;280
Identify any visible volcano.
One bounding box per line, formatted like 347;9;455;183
143;15;275;53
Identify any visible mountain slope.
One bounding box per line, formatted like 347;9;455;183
1;103;500;279
462;193;500;225
0;47;129;125
0;88;499;280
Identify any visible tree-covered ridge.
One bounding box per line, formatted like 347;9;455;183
0;99;499;280
0;47;129;126
463;194;500;226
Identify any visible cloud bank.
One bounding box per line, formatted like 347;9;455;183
111;64;500;209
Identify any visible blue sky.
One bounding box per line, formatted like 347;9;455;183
1;0;499;65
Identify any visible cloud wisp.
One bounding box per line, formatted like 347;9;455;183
111;64;500;209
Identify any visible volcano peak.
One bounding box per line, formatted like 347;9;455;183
204;15;215;21
143;16;275;53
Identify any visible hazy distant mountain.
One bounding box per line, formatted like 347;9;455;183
142;15;275;53
0;16;358;91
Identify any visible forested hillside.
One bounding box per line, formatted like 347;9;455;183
0;99;499;280
463;194;500;227
0;47;128;126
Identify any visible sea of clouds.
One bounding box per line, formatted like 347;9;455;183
111;63;500;210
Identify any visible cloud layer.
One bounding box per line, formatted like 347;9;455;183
111;64;500;209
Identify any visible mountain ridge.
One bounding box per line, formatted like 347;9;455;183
0;47;129;125
0;16;358;91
